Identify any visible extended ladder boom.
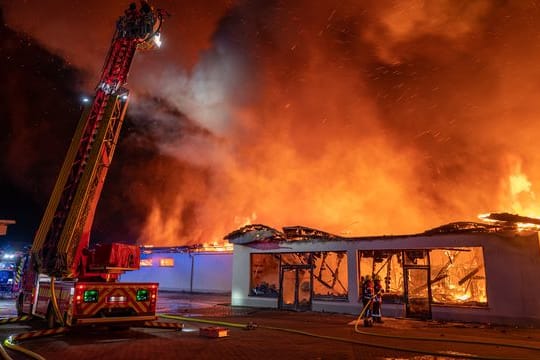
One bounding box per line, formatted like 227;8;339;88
31;2;166;278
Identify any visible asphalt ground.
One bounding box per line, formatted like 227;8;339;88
1;292;540;360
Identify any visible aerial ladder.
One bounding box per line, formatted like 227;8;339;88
17;1;167;327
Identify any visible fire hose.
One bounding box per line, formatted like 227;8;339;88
1;312;538;359
0;316;32;325
2;336;47;360
0;314;67;360
159;313;540;360
352;295;540;352
50;277;65;327
0;316;40;360
0;328;68;360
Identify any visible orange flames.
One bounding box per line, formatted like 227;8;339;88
479;157;540;230
6;2;540;246
129;1;540;246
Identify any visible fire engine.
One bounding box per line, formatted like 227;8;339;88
16;1;167;328
0;251;25;298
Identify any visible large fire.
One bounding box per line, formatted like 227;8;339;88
5;2;540;246
479;158;540;231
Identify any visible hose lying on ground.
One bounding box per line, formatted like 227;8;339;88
158;314;521;360
0;327;69;360
0;342;12;360
0;316;32;325
3;337;45;360
353;299;540;352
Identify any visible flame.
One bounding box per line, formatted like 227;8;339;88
199;241;234;252
8;1;540;246
507;159;538;216
479;157;540;230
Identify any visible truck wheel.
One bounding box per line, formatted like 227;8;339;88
16;293;24;316
46;305;57;329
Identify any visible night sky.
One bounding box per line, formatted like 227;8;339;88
3;1;540;249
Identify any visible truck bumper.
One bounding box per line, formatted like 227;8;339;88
73;315;157;325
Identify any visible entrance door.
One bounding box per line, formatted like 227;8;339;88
404;267;431;319
279;266;311;311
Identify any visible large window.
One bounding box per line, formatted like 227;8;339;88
250;252;347;300
312;251;348;300
140;258;153;267
250;254;279;297
159;258;174;267
429;247;487;306
358;250;404;303
280;252;311;266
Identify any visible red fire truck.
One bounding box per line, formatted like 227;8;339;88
17;2;167;328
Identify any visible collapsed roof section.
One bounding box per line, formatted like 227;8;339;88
224;214;535;246
282;226;343;241
223;224;345;245
422;222;502;235
224;224;285;245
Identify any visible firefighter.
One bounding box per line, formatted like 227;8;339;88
123;3;139;38
140;1;154;36
140;1;152;13
372;275;384;323
362;275;374;327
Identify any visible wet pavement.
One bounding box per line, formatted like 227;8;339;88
1;293;540;359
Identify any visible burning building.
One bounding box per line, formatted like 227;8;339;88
226;221;540;326
120;245;233;293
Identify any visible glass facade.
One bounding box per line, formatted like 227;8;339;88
250;251;348;300
429;247;487;306
140;258;153;267
358;247;487;307
251;246;487;308
159;258;174;267
250;254;280;297
358;250;404;303
312;251;348;300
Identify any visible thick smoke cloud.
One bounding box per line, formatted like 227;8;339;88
4;0;540;246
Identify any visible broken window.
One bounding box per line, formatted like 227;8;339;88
312;251;348;300
429;247;487;306
250;253;279;297
140;258;153;267
159;258;174;267
359;250;404;303
404;250;428;266
280;252;311;266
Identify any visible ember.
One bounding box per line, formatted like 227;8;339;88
4;2;540;247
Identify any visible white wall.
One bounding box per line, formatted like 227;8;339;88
192;254;233;293
230;232;540;326
120;252;233;294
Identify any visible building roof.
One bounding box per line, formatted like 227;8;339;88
0;219;15;236
224;219;521;246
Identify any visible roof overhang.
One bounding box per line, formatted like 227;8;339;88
0;219;15;236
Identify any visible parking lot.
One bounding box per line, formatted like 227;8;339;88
1;292;540;359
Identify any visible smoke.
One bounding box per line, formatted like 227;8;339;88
4;0;540;245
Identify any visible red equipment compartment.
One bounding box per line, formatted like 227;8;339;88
90;243;140;270
199;327;229;338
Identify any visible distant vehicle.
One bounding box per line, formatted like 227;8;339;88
0;269;17;298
